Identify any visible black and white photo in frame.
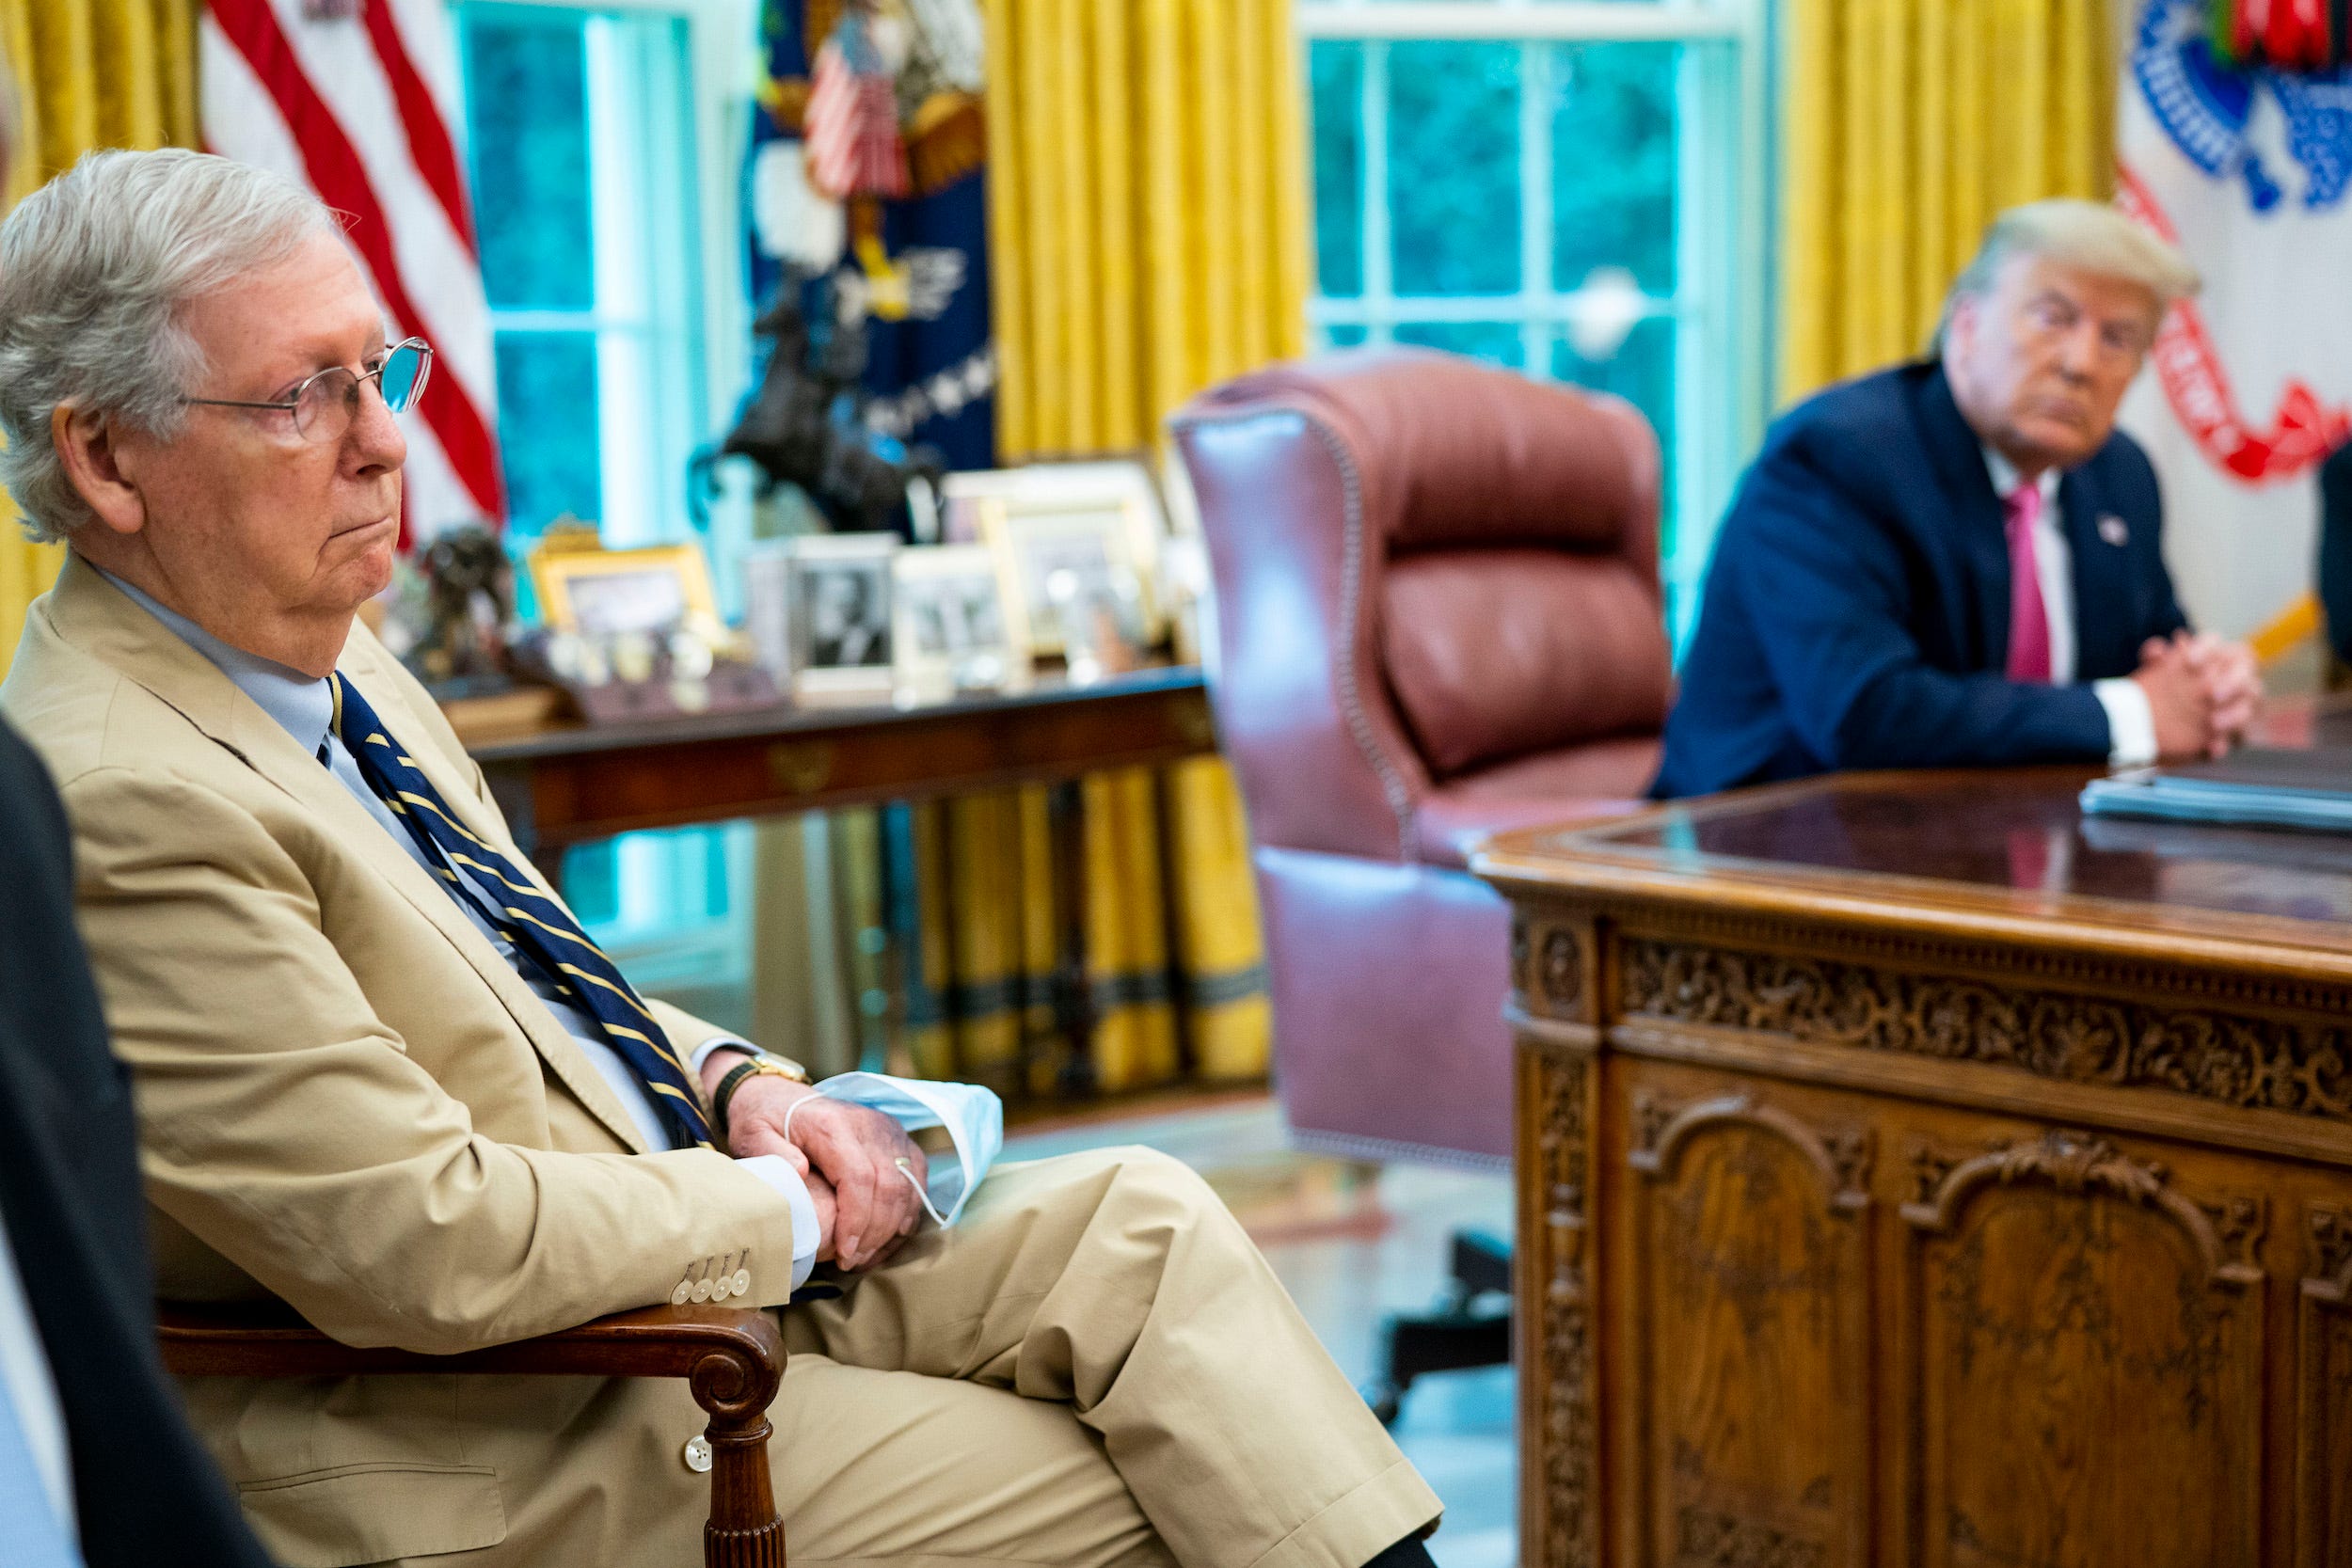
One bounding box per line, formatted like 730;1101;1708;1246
741;532;900;702
893;544;1022;695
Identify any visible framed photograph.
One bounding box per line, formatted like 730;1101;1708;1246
893;545;1023;694
741;541;796;683
940;460;1169;650
981;496;1160;660
530;541;720;638
762;533;899;702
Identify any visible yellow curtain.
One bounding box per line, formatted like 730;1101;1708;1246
1781;0;2115;401
982;0;1309;455
0;0;198;677
899;0;1296;1094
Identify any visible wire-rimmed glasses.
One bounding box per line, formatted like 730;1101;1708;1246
183;337;434;443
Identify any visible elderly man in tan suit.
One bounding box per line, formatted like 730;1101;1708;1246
0;150;1442;1568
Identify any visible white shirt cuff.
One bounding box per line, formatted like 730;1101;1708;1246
687;1036;755;1075
735;1154;821;1291
2093;677;2158;768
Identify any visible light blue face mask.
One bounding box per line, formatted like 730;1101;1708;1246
816;1071;1003;1227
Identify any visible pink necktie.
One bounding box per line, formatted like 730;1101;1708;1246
2005;483;2052;683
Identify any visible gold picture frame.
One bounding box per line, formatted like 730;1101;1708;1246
530;541;722;638
941;461;1169;652
978;495;1165;659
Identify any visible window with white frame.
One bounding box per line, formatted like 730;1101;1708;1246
1298;0;1772;643
456;0;714;553
453;0;759;1006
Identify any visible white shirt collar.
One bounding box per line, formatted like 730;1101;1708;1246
93;564;337;757
1980;445;2061;514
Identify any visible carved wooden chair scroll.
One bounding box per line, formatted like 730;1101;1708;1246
157;1301;788;1568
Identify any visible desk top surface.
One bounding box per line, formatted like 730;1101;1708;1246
1474;701;2352;974
465;663;1206;765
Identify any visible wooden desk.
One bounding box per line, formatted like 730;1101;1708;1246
1476;770;2352;1568
466;665;1216;869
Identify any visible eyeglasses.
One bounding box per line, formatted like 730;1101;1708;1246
183;337;434;443
2017;295;2153;364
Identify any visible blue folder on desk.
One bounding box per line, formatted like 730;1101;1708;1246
2080;748;2352;832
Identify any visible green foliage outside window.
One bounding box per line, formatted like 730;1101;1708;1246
1387;41;1521;297
1548;43;1677;295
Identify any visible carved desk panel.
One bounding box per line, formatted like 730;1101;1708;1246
1477;770;2352;1568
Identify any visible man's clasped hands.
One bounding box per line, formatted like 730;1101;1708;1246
699;1056;931;1273
2131;629;2262;763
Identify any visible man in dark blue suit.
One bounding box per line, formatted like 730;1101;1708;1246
1656;201;2260;799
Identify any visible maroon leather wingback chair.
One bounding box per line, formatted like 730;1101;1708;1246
1171;348;1672;1170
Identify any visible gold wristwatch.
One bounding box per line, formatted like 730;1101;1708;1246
712;1049;810;1145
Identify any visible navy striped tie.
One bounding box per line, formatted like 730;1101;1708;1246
330;673;713;1149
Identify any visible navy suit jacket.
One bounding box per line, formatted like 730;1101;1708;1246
2317;441;2352;663
1652;361;2189;799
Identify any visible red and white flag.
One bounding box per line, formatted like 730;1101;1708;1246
2115;0;2352;637
199;0;506;544
803;20;908;201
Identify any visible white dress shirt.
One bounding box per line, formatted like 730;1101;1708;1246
0;1211;76;1544
103;571;999;1291
1980;449;2159;768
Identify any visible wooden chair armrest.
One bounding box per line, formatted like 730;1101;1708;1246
157;1299;781;1384
158;1302;787;1568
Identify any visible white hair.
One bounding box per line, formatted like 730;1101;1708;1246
0;150;338;543
1933;198;2202;355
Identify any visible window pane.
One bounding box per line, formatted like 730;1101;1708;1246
1398;320;1525;370
1325;324;1370;348
1548;42;1680;295
1388;41;1520;296
1310;40;1364;299
1553;315;1675;543
494;330;603;537
563;840;620;927
461;8;595;312
700;830;732;920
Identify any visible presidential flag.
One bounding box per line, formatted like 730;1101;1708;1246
2115;0;2352;637
748;0;994;472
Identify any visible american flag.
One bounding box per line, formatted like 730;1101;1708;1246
803;25;909;201
199;0;505;543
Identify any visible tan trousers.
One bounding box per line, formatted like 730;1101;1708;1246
434;1147;1441;1568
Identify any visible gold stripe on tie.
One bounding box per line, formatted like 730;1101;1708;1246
450;851;550;900
602;1020;691;1076
367;734;392;747
511;906;608;954
395;790;499;852
650;1082;705;1112
553;960;661;1025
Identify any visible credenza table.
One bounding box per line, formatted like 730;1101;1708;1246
1475;762;2352;1568
453;666;1217;1096
458;665;1215;871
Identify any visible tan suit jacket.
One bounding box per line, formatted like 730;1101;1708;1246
1;558;798;1565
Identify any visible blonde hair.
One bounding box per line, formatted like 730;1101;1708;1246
1934;198;2201;354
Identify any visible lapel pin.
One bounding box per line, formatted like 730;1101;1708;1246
2098;515;2129;546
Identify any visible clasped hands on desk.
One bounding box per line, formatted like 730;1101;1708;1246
1476;718;2352;1568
